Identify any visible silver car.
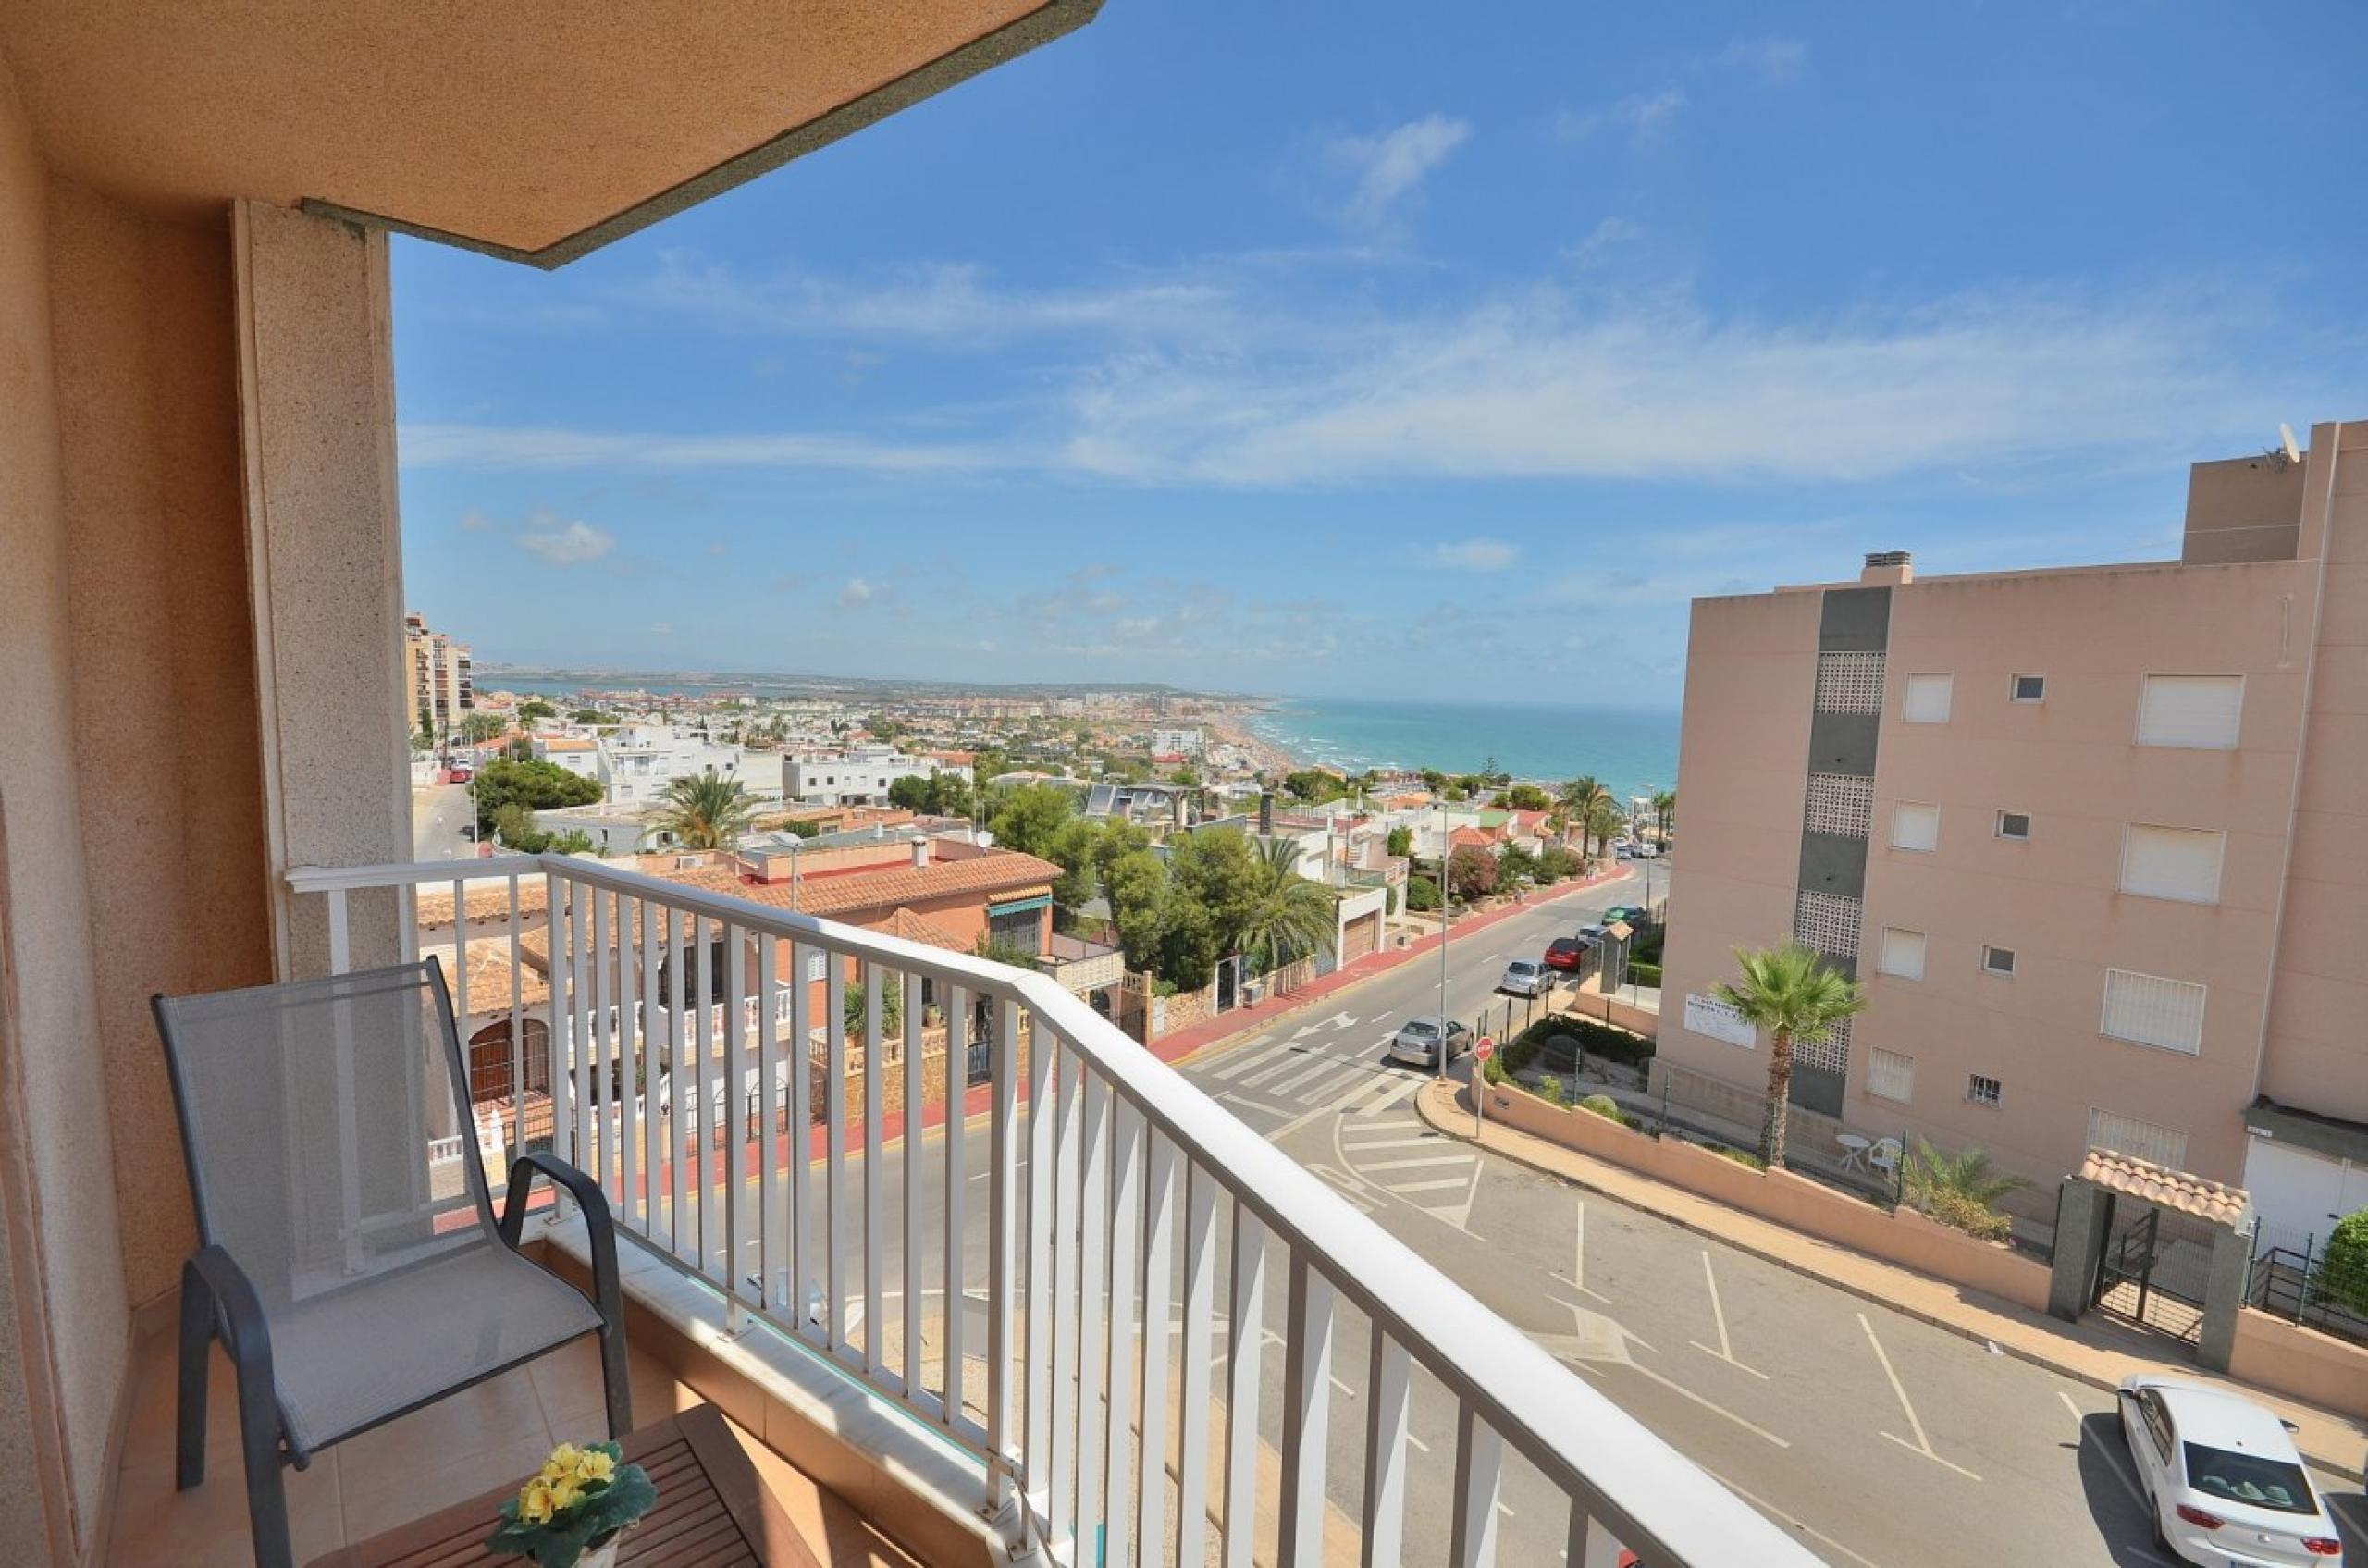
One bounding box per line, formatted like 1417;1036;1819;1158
2116;1375;2343;1564
1498;957;1552;997
1388;1016;1473;1068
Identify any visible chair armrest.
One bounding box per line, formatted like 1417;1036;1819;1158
502;1152;624;1339
190;1244;276;1377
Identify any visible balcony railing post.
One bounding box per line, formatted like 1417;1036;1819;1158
984;994;1020;1521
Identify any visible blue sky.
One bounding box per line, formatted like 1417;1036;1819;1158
393;1;2366;706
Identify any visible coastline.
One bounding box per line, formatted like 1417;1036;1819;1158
1208;710;1301;776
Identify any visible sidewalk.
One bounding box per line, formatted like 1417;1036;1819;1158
1413;1079;2368;1479
1151;867;1638;1068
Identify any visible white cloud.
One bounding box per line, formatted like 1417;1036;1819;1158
459;508;493;532
839;577;876;607
1431;538;1520;571
515;517;615;565
1328;115;1473;229
402;423;1012;475
1709;36;1807;85
1567;216;1644;266
1554;89;1686;145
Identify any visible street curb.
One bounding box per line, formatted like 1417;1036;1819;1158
1169;871;1637;1072
1412;1081;2368;1482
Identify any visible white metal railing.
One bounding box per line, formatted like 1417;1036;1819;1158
287;854;1821;1568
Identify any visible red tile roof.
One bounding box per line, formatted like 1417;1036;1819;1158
659;849;1060;921
2078;1148;2249;1227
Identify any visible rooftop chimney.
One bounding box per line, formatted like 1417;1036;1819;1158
1258;790;1275;835
1860;549;1913;586
910;837;930;870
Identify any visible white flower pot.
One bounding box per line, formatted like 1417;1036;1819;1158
578;1536;621;1568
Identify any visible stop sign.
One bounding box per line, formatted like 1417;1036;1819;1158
1474;1036;1495;1061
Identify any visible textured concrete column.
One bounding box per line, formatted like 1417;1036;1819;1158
2048;1180;2109;1322
2195;1220;2255;1374
233;201;413;978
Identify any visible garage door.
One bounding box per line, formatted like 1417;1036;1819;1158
1341;911;1379;961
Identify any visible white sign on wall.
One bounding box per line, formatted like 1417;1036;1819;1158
1684;994;1757;1050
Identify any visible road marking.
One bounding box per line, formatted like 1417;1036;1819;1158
1405;1432;1430;1453
1360;1154;1475;1173
2055;1389;2085;1424
1341;1115;1423;1139
1215;1092;1297;1118
1390;1177;1474;1194
1356;1076;1424;1117
1209;1036;1291;1080
1340;1134;1445;1151
1685;1463;1891;1568
1236;1047;1315;1089
1560;1201;1611;1304
1857;1313;1981;1481
1266;1052;1360;1097
1689;1251;1768;1380
1578;1358;1792;1449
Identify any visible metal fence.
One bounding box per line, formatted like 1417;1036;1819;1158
2247;1221;2368;1348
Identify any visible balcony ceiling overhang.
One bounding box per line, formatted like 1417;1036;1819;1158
3;0;1099;267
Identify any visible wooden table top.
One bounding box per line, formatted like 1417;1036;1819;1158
309;1404;823;1568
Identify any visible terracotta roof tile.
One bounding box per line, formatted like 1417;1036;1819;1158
878;907;973;953
657;849;1060;922
419;943;551;1016
2078;1147;2250;1227
416;877;551;931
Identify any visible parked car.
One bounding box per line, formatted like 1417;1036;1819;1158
447;763;474;783
1600;906;1646;928
1542;935;1596;972
1388;1016;1473;1068
1498;957;1553;997
1630;841;1660;858
2115;1374;2344;1564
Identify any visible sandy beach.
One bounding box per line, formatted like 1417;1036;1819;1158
1207;708;1301;776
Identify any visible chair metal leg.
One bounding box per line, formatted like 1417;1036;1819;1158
598;1321;634;1440
232;1364;294;1568
176;1258;212;1491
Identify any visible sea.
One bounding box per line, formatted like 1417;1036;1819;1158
1246;697;1680;803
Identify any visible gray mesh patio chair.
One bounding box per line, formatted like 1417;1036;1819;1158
154;958;628;1568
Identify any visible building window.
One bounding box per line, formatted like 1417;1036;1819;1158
1981;945;2016;976
1994;810;2032;841
1877;927;1926;981
1890;801;1941;852
1868;1048;1915;1105
2136;673;2243;749
1902;673;1955;724
2086;1109;2189;1171
2119;824;2225;904
2101;969;2206;1056
1967;1074;2003;1109
2011;673;2046;703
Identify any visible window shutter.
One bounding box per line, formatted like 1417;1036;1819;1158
2119;825;2225;904
1878;927;1926;980
2101;969;2206;1055
1868;1049;1915;1104
1890;801;1941;852
2136;675;2243;748
1903;673;1954;723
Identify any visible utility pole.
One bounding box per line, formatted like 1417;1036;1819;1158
1436;799;1450;1082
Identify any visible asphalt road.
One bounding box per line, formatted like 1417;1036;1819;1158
413;780;476;860
622;873;2365;1565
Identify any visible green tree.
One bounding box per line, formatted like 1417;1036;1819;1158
1104;848;1169;975
1238;838;1338;975
1385;825;1413;858
886;774;932;811
1710;945;1867;1169
1537;845;1581;883
2323;1208;2368;1316
1498;844;1541;885
570;709;621;726
455;710;507;745
988;783;1076;858
651;773;758;851
1282;769;1350;804
516;698;557;722
1504;784;1551;812
1446;843;1498;902
489;802;597;855
1902;1140;2029;1241
1405;875;1440;912
843;977;905;1040
1045;819;1102;909
1559;774;1612;857
1650;788;1677;841
1163;829;1267;984
1585;797;1626;859
472;757;600;831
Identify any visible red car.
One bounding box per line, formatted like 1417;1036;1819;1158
1543;935;1596;971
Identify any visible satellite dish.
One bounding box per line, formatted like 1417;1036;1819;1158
2279;424;2301;464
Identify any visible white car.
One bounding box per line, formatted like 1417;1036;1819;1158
1498;957;1553;997
2115;1375;2344;1564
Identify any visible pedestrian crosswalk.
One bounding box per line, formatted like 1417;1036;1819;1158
1337;1113;1481;1223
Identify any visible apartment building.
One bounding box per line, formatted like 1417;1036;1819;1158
783;743;968;807
402;611;472;733
598;722;777;805
1150;725;1202;755
1659;420;2368;1244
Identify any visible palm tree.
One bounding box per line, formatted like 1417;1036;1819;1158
1711;945;1866;1169
1559;774;1612;859
652;772;758;851
1650;788;1676;844
1238;837;1338;975
1585;797;1626;863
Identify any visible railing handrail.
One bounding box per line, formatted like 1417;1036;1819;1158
289;855;1819;1566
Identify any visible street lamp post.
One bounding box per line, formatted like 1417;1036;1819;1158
1436;799;1450;1082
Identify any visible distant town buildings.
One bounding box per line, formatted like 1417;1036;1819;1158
1150;726;1203;757
404;611;472;733
1658;419;2368;1245
783;744;972;807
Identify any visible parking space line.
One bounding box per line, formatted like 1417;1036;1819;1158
1557;1201;1611;1304
1360;1154;1475;1173
1688;1251;1768;1380
1580;1358;1792;1450
1689;1463;1890;1568
1858;1313;1981;1481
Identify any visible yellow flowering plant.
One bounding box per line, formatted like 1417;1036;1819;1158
484;1439;656;1567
